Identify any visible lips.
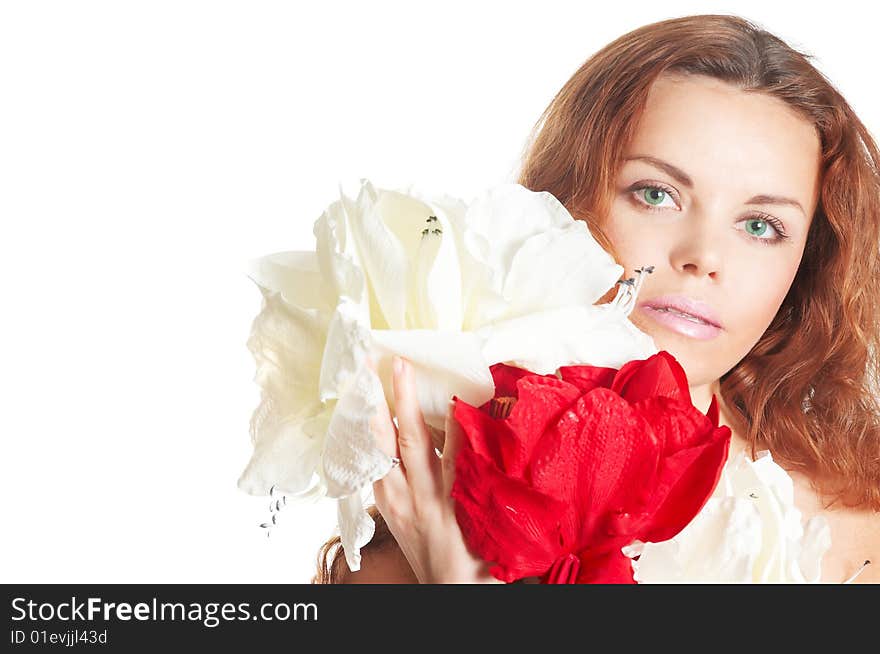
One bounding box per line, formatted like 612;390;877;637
651;306;713;324
638;295;723;329
639;306;723;341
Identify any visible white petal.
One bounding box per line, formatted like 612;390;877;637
398;180;470;231
502;225;623;319
247;251;336;314
458;226;507;330
621;540;645;559
666;451;833;583
463;184;580;271
407;213;464;331
341;180;468;331
321;363;395;498
246;280;328;442
247;309;327;413
685;498;762;583
369;329;495;431
457;184;610;327
313;195;367;304
634;498;761;583
342;181;426;330
629;539;685;583
727;452;802;582
750;452;797;505
337;489;376;573
318;297;371;402
398;183;468;331
479;304;658;375
242;252;335;500
237;405;329;496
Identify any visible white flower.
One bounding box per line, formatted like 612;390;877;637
239;179;658;571
623;450;832;583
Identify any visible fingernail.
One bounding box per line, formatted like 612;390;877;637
393;355;403;375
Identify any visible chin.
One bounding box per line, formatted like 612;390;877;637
634;327;719;387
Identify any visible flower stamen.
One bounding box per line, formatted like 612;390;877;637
488;396;517;419
843;559;871;584
610;265;654;317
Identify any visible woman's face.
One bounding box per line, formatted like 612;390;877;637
606;73;822;390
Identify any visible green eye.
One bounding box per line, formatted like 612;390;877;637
642;188;667;206
745;218;770;237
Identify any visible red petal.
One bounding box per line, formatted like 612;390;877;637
452;446;567;582
557;365;617;393
453;399;512;471
610;351;692;405
624;396;730;540
488;362;549;398
633;396;714;455
706;393;720;426
527;387;661;544
641;425;731;542
502;376;582;477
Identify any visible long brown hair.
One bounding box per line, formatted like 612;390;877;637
316;13;880;582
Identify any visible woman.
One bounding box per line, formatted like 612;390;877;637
314;14;880;583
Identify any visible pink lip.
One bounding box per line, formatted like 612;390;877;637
638;295;723;340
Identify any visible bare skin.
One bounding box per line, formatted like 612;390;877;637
341;540;419;584
348;73;879;584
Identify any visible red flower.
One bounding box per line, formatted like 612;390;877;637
450;351;731;583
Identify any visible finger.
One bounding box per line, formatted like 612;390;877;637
370;404;412;523
365;356;401;459
364;357;408;506
442;397;465;500
392;355;443;500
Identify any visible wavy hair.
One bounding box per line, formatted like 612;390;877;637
315;13;880;583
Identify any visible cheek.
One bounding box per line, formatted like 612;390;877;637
602;209;660;270
724;264;796;349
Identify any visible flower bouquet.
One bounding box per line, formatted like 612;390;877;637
240;178;831;582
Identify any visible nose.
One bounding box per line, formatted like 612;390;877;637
668;216;722;280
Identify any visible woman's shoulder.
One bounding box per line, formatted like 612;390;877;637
786;467;880;583
823;508;880;583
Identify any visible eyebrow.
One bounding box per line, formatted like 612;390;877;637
624;155;807;217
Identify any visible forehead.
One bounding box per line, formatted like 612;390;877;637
625;74;822;213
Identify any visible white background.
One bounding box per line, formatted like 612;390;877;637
1;0;877;583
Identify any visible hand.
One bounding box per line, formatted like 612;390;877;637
370;355;502;584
